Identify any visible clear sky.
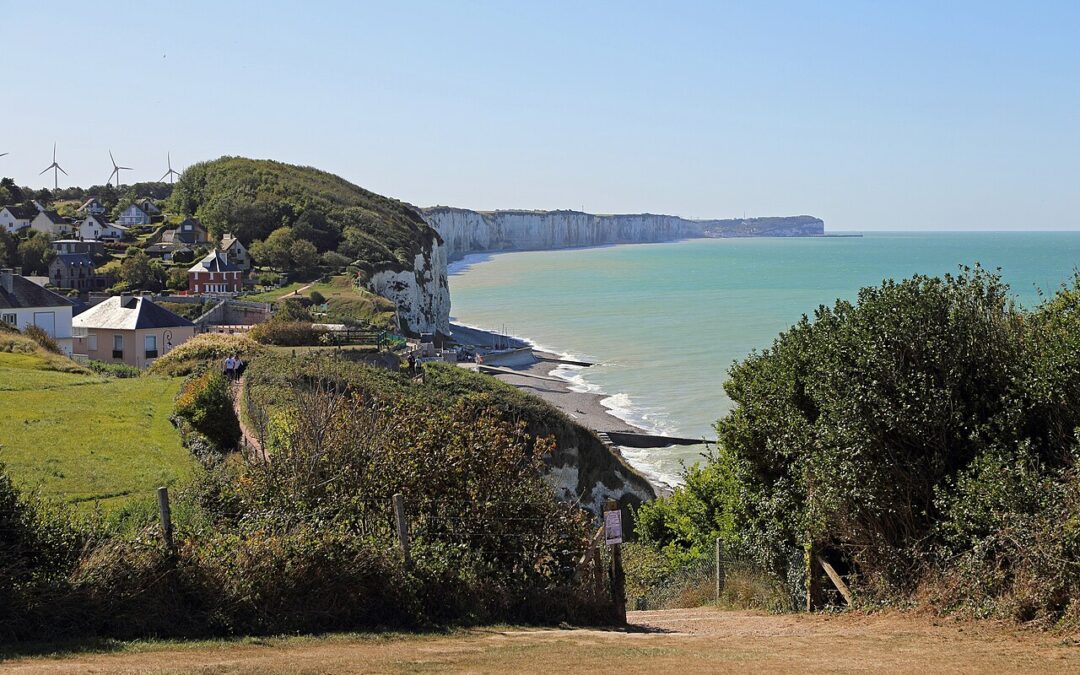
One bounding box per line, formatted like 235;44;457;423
2;1;1078;230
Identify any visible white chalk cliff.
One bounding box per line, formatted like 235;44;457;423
365;233;451;335
421;207;825;261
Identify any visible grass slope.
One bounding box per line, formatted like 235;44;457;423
0;353;192;510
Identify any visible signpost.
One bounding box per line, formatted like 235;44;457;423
603;498;627;624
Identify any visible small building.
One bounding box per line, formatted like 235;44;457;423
72;295;195;368
31;209;71;237
145;240;194;262
77;214;128;241
0;205;36;234
218;232;252;271
49;254;96;292
0;268;75;355
138;198;161;215
188;251;242;295
52;239;106;257
118;203;152;226
174;217;208;245
77;198;108;217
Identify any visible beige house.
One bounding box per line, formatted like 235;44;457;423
72;295;195;368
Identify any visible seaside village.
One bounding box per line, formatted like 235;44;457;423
0;191;510;371
1;193;435;369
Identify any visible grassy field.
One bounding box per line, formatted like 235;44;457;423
3;608;1076;673
245;281;308;302
246;275;397;328
0;353;193;511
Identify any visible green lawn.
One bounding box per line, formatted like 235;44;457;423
0;354;193;511
245;281;307;302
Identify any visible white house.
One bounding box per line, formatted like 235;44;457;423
77;214;128;241
218;232;252;271
118;203;152;226
31;210;71;236
0;205;35;234
0;268;75;355
77;198;108;217
138;198;161;215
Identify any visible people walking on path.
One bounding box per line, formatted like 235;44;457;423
224;355;235;380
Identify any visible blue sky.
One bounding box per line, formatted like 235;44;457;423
2;1;1078;230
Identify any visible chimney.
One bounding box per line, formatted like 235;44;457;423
0;269;12;294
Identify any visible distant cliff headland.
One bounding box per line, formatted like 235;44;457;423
421;207;825;261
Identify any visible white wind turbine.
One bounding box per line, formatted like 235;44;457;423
107;150;132;188
39;143;67;189
159;152;180;184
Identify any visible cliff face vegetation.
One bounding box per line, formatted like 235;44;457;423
168;156;438;279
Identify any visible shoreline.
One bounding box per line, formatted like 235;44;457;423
448;322;684;491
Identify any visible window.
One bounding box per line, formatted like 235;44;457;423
112;334;124;359
32;312;55;337
144;334;158;359
88;334;97;351
1;313;15;326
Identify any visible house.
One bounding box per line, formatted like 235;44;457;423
77;214;128;241
188;251;242;295
72;295;195;368
138;198;161;215
48;254;96;292
77;198;108;217
218;232;252;271
174;217;209;245
0;205;36;234
118;203;152;226
31;210;71;237
145;241;194;262
0;268;75;355
52;239;105;257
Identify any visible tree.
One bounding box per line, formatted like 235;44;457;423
17;235;54;275
289;239;319;274
118;248;163;290
250;227;294;271
167;267;189;291
0;231;16;267
0;178;25;205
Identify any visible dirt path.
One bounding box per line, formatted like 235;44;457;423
231;378;266;462
3;607;1076;674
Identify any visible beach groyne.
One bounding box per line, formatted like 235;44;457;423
421;207;825;261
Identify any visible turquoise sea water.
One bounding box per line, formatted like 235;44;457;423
448;232;1080;486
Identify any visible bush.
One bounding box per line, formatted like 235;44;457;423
87;360;142;378
174;369;241;452
637;267;1080;624
248;321;326;346
22;324;61;354
148;333;265;377
308;290;326;306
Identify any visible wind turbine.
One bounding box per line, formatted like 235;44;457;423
159;152;180;184
39;143;67;189
107;150;132;188
0;152;7;158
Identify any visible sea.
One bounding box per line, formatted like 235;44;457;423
447;232;1080;488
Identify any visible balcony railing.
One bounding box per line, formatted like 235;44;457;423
145;350;158;359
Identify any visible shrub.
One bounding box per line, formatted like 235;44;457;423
174;369;241;452
274;297;312;321
22;324;61;354
248;320;326;346
86;359;142;378
637;267;1080;623
308;290;326;306
148;333;265;377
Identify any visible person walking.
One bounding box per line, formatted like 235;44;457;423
224;355;236;381
407;353;416;374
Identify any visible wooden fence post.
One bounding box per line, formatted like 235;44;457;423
715;537;724;602
604;498;627;625
157;486;174;553
817;555;854;607
805;542;821;611
393;493;411;569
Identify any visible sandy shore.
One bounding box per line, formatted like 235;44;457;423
449;323;648;435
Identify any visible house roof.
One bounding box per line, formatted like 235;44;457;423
36;210;67;225
81;215;128;231
189;251;241;273
72;295;194;331
146;241;192;254
2;204;37;220
219;233;244;250
52;253;94;268
123;203;149;215
0;272;74;310
78;198;102;210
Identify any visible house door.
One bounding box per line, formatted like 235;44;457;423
32;312;56;338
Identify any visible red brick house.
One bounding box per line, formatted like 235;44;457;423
188;251;242;295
